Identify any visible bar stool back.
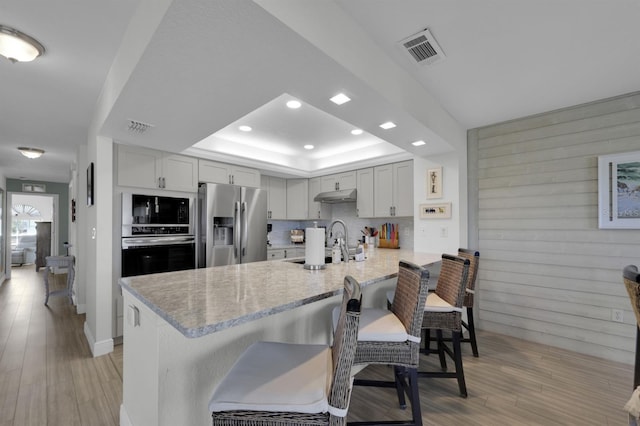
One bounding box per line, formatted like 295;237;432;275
456;248;480;356
209;276;362;426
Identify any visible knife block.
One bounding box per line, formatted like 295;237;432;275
378;239;399;249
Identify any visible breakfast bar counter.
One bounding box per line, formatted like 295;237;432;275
119;249;440;426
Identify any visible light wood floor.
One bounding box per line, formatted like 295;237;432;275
0;265;633;425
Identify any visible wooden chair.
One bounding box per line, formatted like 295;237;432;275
339;260;430;426
209;275;362;426
418;254;470;397
624;265;640;389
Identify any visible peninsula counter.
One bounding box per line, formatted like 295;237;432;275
119;248;440;426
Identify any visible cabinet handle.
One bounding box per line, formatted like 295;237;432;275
390;206;393;216
284;250;287;258
158;177;162;188
162;177;166;188
231;175;235;185
393;206;396;216
356;208;359;217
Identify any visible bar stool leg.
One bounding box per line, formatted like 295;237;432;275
452;331;467;398
466;307;479;357
436;330;447;371
44;266;50;305
394;366;407;408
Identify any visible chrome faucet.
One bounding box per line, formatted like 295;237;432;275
328;219;349;262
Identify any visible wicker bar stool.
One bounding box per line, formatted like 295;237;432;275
335;260;430;426
418;254;470;398
209;276;362;426
624;265;640;389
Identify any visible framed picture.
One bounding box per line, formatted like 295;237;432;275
419;202;451;219
598;150;640;228
87;162;94;206
426;166;442;199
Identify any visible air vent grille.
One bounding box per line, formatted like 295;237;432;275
127;120;154;134
399;28;445;66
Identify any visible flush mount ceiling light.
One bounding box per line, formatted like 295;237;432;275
412;140;426;146
304;144;314;150
379;121;396;130
18;147;45;159
330;93;351;105
351;129;363;135
238;125;252;132
0;25;45;63
286;100;302;109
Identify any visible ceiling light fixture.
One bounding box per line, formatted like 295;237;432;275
0;25;45;63
286;100;302;109
351;129;363;135
412;140;426;146
379;121;396;130
330;93;351;105
18;147;45;159
238;125;252;132
304;144;314;150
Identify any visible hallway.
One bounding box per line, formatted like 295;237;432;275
0;265;122;426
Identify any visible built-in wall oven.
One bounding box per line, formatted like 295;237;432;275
121;193;195;277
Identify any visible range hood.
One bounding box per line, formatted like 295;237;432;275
314;188;357;204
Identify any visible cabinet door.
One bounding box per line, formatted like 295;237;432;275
286;179;308;220
336;171;356;190
320;174;337;192
231;166;260;188
356;168;374;218
268;177;287;220
374;164;393;217
199;160;231;184
162;154;198;192
267;249;285;260
393;161;414;217
117;145;162;189
308;177;330;220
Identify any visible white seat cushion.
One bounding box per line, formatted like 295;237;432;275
209;341;332;414
332;306;408;342
425;292;462;313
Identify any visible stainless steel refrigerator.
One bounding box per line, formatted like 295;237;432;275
198;183;267;267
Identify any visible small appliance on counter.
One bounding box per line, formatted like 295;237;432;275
290;229;304;244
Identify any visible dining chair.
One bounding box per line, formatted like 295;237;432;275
418;254;470;397
335;260;430;426
209;275;362;426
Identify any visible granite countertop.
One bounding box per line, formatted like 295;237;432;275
120;248;441;339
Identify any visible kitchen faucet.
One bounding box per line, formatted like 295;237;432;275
328;219;349;262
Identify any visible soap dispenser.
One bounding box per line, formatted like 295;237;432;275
331;240;342;264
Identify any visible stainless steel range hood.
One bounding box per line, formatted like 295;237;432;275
314;188;357;203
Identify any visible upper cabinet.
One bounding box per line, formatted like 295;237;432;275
356;168;374;218
374;160;413;217
286;179;308;220
117;145;198;192
199;159;260;187
262;176;286;220
320;171;356;192
308;177;331;220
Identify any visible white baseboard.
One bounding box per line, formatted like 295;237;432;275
120;404;133;426
83;321;114;357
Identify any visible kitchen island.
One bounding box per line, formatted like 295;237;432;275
119;248;440;426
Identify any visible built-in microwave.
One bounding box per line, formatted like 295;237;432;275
122;193;194;236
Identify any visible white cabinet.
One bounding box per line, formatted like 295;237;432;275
117;145;198;192
268;249;285;260
198;159;260;187
356;168;374;218
308;177;330;220
286;179;308;220
320;171;356;192
262;176;286;220
374;160;413;217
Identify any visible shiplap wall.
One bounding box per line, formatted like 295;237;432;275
468;92;640;364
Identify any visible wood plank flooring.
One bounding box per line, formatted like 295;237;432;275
0;265;633;425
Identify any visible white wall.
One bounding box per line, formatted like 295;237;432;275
468;91;640;364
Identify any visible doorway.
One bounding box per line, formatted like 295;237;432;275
7;192;59;279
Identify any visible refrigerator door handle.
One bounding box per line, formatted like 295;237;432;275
234;201;241;258
241;201;248;257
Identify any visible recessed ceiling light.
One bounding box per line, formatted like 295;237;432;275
330;93;351;105
379;121;396;130
238;125;252;132
304;144;314;150
351;129;363;135
286;100;302;109
412;140;426;146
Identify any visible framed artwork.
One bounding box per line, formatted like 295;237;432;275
87;162;94;206
598;150;640;229
419;202;451;219
426;166;442;199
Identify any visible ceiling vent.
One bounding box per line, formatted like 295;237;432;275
127;119;154;134
399;28;445;66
